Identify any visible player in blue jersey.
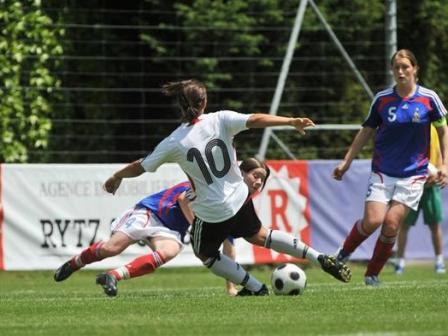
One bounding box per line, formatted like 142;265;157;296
53;182;193;290
333;49;448;286
54;179;238;296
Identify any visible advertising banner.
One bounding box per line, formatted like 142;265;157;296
1;161;446;270
0;162;311;270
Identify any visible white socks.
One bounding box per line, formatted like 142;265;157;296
265;229;321;265
205;253;263;292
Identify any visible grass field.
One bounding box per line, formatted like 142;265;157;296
0;262;447;336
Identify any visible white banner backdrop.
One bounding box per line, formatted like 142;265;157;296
2;164;193;270
1;163;308;270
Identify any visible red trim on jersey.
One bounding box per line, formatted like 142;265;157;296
190;118;201;125
157;182;190;218
378;96;398;113
414;96;431;110
164;189;189;216
0;164;5;270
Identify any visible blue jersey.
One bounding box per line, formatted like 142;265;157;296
136;182;191;240
363;85;446;177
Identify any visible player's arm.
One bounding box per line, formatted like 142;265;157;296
246;114;315;135
177;191;194;225
103;159;145;194
333;126;375;180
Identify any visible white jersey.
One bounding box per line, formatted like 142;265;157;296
141;110;251;223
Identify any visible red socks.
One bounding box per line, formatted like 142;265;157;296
365;234;396;276
109;251;165;281
70;241;105;270
342;220;369;253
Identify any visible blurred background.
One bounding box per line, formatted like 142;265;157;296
2;0;448;163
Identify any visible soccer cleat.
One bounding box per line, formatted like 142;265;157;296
435;263;446;274
394;264;404;275
364;275;381;287
318;254;352;283
96;273;118;297
334;247;351;263
236;284;269;296
54;260;76;282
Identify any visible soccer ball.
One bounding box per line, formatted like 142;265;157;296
271;263;307;296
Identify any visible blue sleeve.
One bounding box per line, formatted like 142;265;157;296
362;97;382;128
429;92;447;121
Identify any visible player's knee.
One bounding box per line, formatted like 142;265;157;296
382;220;400;236
157;246;181;262
202;252;221;268
100;243;124;257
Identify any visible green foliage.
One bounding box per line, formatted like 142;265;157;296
0;0;63;162
398;0;448;99
142;0;288;104
6;0;448;162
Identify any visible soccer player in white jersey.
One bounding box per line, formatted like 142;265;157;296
56;157;351;297
103;79;349;296
333;49;448;286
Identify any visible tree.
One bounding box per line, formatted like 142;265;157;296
0;0;63;162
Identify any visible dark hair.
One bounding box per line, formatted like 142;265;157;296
162;79;207;123
239;157;270;190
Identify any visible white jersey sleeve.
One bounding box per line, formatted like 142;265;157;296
140;137;175;172
218;110;251;136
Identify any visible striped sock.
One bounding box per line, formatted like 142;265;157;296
365;234;396;276
342;220;370;254
70;241;104;270
265;229;320;265
206;253;263;292
109;251;165;281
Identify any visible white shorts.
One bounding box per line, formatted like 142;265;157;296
111;207;183;248
365;172;426;211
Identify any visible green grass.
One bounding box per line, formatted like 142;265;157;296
0;263;447;336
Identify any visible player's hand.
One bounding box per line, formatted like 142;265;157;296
290;118;315;135
435;164;448;188
333;160;351;181
103;175;122;194
425;173;437;187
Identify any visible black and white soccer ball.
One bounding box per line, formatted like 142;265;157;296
271;263;307;296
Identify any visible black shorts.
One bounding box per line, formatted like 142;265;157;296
191;199;262;258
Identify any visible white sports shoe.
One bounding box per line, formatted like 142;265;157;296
364;275;381;287
435;263;446;274
394;264;404;275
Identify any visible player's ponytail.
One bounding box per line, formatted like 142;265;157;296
162;79;207;124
